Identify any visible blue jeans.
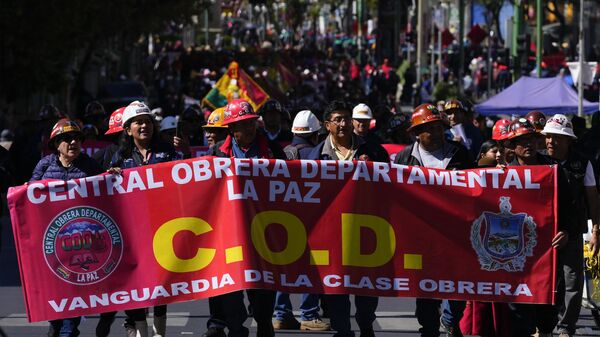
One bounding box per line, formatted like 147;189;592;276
416;299;465;337
48;317;81;337
440;299;466;327
323;294;378;337
274;291;320;321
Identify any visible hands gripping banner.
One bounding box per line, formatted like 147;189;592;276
8;158;558;322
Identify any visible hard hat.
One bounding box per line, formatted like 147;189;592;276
84;101;106;118
122;101;152;126
352;103;373;120
160;116;178;132
259;99;291;120
491;119;512;141
181;106;202;121
525;111;547;132
105;107;126;135
39;104;64;121
49;118;83;148
408;103;445;131
222;99;259;126
541;114;577;139
386;113;411;134
291;110;321;134
508;118;537;139
203;107;228;129
259;100;284;116
443;99;465;113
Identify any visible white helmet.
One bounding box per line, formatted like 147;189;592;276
160;116;178;132
122;101;152;126
291;110;321;134
352;103;373;120
541;114;577;139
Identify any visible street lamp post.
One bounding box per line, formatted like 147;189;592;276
458;0;465;94
488;30;494;95
535;0;542;78
431;7;436;87
416;0;424;89
578;0;584;117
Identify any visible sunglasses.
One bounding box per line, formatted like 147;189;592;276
57;134;84;143
327;116;352;125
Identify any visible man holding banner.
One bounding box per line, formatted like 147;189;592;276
394;103;472;337
308;101;389;337
505;118;576;337
542;114;600;337
205;99;286;337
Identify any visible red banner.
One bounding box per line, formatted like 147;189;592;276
8;158;557;322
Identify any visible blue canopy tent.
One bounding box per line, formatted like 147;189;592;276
475;76;598;116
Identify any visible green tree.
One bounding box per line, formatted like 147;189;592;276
0;0;201;122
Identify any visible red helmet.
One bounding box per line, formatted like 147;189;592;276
525;111;546;132
492;119;512;141
408;103;445;131
105;107;126;135
508;118;537;139
222;99;259;126
49;118;83;148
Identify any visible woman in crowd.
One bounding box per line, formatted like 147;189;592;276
110;101;179;337
476;140;499;166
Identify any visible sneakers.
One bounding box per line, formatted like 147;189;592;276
300;319;331;331
273;316;300;330
202;327;226;337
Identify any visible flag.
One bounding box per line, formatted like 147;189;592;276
276;62;299;93
202;61;270;112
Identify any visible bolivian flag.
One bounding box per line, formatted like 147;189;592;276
202;61;270;112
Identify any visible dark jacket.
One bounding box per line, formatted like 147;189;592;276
284;135;317;160
509;153;578;237
445;123;484;159
92;143;119;171
111;140;178;169
393;141;473;170
30;153;103;182
209;133;287;160
307;133;390;163
263;128;293;143
550;149;593;234
0;146;14;193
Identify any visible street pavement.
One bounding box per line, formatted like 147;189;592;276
2;214;600;337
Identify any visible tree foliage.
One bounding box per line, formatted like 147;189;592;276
0;0;201;113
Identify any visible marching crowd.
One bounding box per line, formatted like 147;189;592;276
1;95;599;337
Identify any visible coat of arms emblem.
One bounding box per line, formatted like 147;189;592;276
471;197;537;272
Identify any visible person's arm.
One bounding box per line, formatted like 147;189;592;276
586;186;599;255
585;161;600;255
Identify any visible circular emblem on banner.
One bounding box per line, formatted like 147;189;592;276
43;206;123;285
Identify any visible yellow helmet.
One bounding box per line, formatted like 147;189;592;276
202;107;228;129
